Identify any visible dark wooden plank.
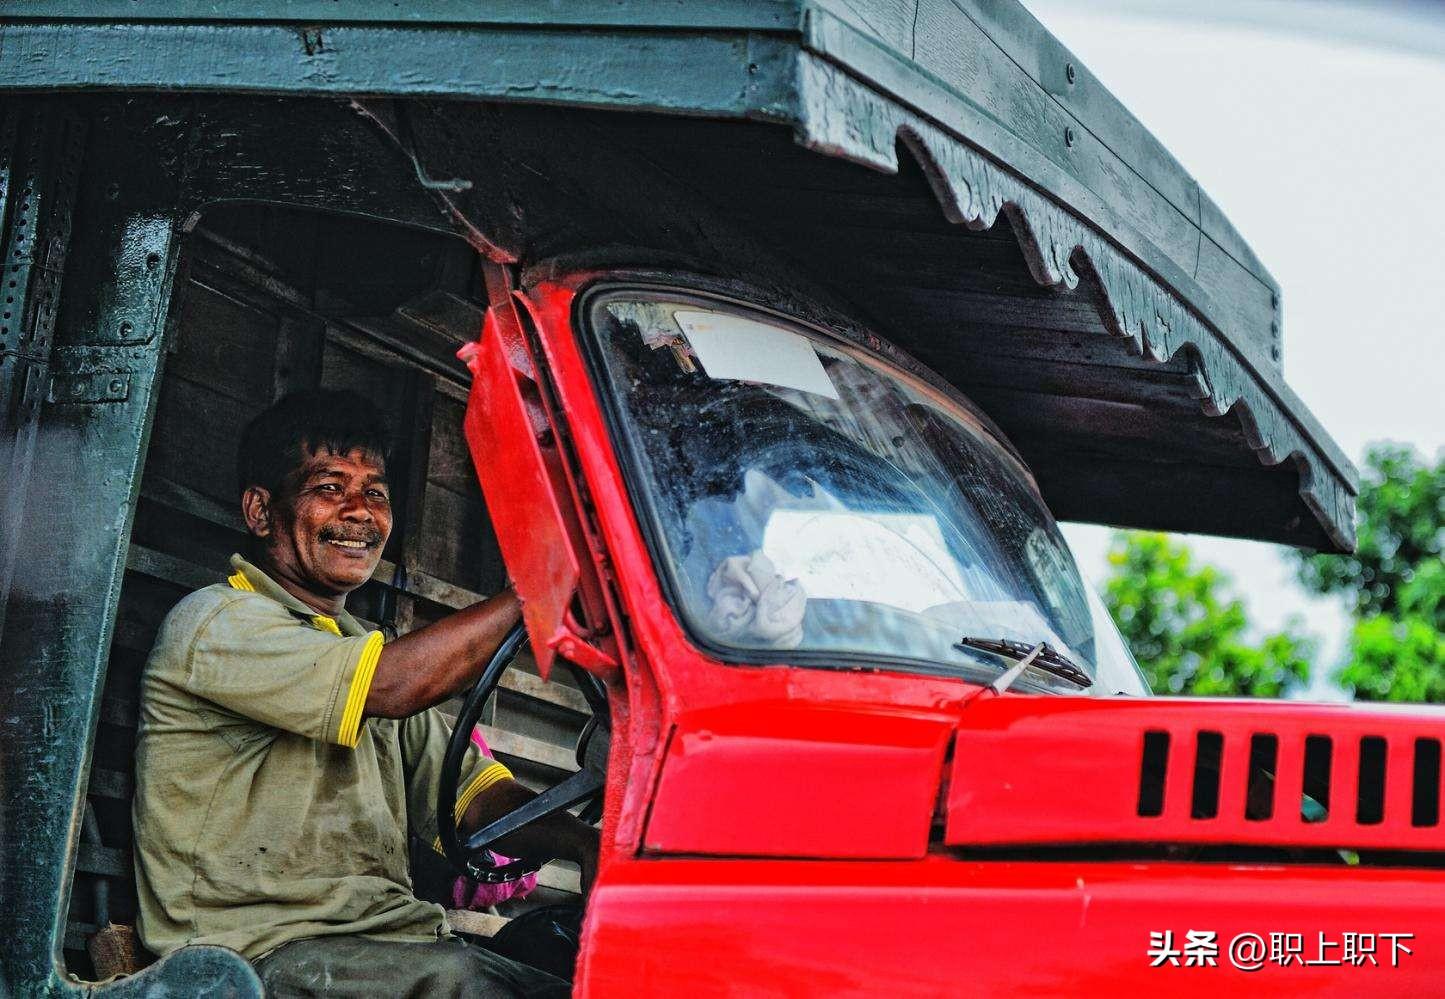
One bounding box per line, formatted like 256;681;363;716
392;370;436;568
113;574;191;634
144;373;260;504
319;333;412;427
426;393;481;497
386;371;437;635
327;314;472;386
500;670;589;716
395;289;486;348
125;544;224;593
879;287;1106;335
957;0;1199;218
273;313;327;397
1194;232;1278;362
970;386;1255;467
75;843;129;879
925;321;1177;373
399;567;483;611
417;483;500;594
87;769;132;801
1032;449;1318;547
948;353;1203;409
906;0;1201;274
167;275;281;403
139;475;246;534
99;695;138;729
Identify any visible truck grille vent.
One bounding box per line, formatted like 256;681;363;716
1136;729;1443;829
944;699;1445;852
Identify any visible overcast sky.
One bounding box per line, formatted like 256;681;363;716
1027;2;1445;696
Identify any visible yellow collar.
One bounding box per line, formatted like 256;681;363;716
227;555;359;637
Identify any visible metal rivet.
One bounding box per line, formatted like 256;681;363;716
1066;63;1076;84
109;378;124;394
1065;127;1075;147
119;321;134;337
145;252;160;270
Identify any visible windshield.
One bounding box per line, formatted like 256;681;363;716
585;291;1149;696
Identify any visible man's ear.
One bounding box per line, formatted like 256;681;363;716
241;486;274;538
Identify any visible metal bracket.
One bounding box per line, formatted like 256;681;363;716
547;626;619;674
47;371;131;405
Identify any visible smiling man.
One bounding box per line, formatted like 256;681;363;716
131;389;593;997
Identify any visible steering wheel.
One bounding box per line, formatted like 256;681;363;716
437;620;610;883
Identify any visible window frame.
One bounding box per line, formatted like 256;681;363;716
575;280;1089;695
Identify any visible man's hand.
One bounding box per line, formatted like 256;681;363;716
363;587;523;719
460;778;601;894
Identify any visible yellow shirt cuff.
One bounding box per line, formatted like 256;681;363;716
433;761;514;854
336;631;384;748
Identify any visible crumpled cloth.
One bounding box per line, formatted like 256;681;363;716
705;550;807;649
451;727;538;908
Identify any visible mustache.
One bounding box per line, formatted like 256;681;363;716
319;526;384;546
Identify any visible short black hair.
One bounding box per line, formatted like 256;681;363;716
237;389;392;498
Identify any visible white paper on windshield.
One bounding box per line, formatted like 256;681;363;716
761;510;967;613
673;310;839;399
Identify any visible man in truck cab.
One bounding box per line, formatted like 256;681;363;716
131;389;595;996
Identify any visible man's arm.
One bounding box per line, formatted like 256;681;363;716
372;591;601;890
363;588;522;719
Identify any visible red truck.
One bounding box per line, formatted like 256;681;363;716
0;3;1433;996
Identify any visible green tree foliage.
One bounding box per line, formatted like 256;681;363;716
1104;532;1312;697
1294;443;1445;702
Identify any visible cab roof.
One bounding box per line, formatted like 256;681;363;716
0;0;1357;550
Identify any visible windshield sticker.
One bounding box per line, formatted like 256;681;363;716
673;310;839;400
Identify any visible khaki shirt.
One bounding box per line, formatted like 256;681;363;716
133;554;509;960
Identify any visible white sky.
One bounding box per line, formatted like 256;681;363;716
1028;2;1445;697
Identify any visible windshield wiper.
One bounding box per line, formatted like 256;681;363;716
955;636;1092;690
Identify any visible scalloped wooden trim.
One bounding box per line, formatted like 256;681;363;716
791;57;1354;551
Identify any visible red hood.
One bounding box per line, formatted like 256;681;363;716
643;693;1445;859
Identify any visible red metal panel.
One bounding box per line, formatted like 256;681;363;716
580;857;1445;997
946;697;1445;851
1218;727;1251;824
462;306;583;676
1386;734;1418;828
644;702;952;858
1274;729;1306;829
1331;736;1359;824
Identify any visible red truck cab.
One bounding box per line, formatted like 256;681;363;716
468;273;1445;996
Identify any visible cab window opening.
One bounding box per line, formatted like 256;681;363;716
582;288;1149;697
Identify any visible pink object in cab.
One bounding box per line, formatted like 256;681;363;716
450;727;538;908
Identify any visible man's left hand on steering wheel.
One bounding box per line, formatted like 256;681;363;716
437;621;609;884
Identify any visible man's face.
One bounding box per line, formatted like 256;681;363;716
243;445;393;601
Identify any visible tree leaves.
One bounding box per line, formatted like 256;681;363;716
1102;444;1442;703
1103;532;1313;697
1295;444;1444;703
